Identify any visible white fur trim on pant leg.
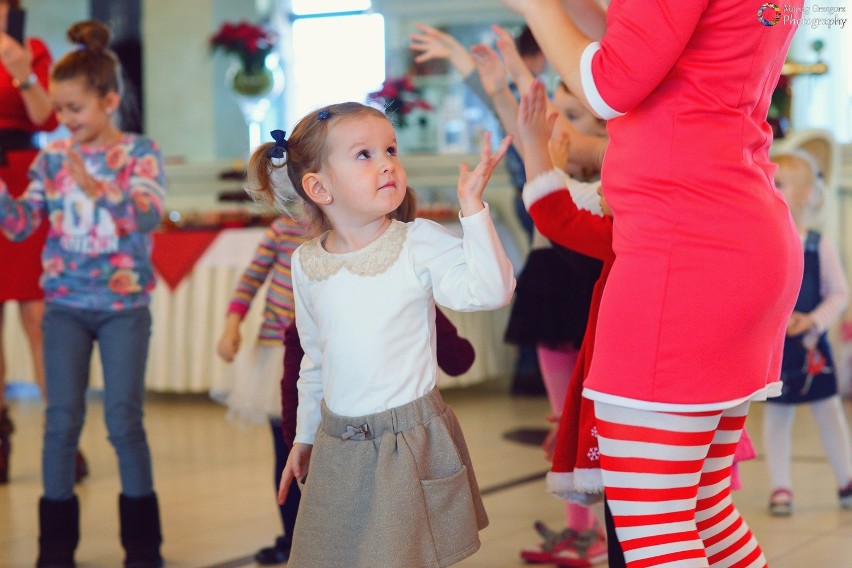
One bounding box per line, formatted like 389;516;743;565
573;467;604;494
546;471;576;499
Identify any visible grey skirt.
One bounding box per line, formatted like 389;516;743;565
288;387;488;568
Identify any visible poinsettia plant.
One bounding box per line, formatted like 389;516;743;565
209;20;277;74
368;76;433;127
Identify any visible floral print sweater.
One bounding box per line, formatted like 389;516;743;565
0;134;166;311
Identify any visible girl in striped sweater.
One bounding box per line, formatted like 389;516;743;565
215;215;307;565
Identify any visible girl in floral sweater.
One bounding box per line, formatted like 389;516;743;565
0;20;165;568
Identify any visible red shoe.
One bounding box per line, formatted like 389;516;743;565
769;487;793;516
520;520;608;567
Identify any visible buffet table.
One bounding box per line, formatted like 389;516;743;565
3;223;517;393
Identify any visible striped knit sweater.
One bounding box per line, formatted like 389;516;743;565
227;216;307;344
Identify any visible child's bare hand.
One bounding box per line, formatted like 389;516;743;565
548;130;571;172
216;329;241;362
492;24;528;85
66;150;100;198
0;33;33;82
517;80;558;158
786;311;814;337
457;131;512;217
278;443;312;504
470;43;507;98
409;23;457;63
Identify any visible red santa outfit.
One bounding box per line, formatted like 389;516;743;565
522;170;612;500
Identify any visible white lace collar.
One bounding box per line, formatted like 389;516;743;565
298;220;408;281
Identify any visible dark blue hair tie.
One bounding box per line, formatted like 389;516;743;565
317;109;331;121
267;130;288;159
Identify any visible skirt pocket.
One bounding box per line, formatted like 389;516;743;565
420;465;480;564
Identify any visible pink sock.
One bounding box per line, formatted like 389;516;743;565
537;343;578;416
565;502;597;531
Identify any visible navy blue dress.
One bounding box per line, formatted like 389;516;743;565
770;231;838;405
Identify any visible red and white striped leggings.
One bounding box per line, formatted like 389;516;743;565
594;400;766;568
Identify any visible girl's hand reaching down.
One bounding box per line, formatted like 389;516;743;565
456;132;512;217
278;443;313;504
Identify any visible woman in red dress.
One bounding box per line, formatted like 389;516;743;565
503;0;804;566
0;0;58;483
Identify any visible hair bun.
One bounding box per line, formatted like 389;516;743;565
67;20;111;51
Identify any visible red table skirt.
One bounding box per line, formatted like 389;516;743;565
150;230;221;290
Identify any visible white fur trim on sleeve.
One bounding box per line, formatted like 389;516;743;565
561;172;603;216
581;42;625;120
522;168;568;210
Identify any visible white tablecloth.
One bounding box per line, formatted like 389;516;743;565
3;227;516;392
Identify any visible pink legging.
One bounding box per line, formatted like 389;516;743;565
538;343;596;531
595;400;766;567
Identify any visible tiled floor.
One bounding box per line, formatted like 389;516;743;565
2;379;852;567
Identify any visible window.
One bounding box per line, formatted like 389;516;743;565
286;3;385;126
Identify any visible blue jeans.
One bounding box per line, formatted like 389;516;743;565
41;304;154;500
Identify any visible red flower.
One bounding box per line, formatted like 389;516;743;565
367;76;433;127
210;20;277;73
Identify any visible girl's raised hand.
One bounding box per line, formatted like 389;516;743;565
409;23;455;63
0;33;33;82
517;80;558;159
493;25;531;90
278;443;312;504
409;23;475;77
456;131;512;217
470;43;508;98
548;129;572;172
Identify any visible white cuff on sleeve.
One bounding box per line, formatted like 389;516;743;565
522;169;568;210
581;42;625;121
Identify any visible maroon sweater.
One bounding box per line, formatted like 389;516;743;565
280;308;475;447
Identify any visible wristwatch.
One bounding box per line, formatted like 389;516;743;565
12;72;38;90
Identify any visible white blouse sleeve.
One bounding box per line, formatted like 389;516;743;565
409;205;516;312
809;235;849;333
292;249;324;445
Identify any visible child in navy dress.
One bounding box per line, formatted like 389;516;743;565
764;151;852;515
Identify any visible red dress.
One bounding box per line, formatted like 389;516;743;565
580;0;803;409
0;38;57;301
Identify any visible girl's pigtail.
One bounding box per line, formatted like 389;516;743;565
245;140;299;215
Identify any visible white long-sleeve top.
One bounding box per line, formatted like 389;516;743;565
805;232;848;333
292;206;516;444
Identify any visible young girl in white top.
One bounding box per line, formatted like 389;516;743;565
764;151;852;515
245;102;515;568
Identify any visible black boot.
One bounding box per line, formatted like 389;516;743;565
119;493;163;568
37;495;79;568
0;405;14;484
